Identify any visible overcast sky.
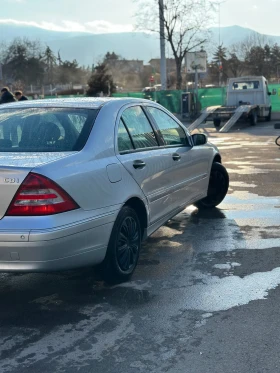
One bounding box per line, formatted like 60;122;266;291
1;0;279;36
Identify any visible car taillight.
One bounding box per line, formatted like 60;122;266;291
6;173;79;216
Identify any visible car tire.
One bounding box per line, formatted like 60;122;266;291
250;110;258;126
194;162;229;209
265;107;272;122
100;206;141;284
213;118;221;128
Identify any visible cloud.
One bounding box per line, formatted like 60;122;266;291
85;20;133;33
0;19;134;34
0;19;67;31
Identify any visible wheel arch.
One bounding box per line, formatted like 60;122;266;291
213;153;222;164
124;197;148;239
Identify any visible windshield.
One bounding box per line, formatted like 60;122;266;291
0;107;98;152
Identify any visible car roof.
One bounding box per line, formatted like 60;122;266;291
0;97;150;110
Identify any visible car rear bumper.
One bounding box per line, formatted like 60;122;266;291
0;213;116;272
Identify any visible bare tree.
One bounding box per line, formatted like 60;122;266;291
135;0;220;89
229;31;274;61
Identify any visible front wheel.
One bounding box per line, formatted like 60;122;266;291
100;206;141;284
213;118;221;128
265;107;272;122
276;136;280;147
194;162;229;209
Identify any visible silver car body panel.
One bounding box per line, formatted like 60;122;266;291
0;98;221;271
0;153;77;219
115;103;212;224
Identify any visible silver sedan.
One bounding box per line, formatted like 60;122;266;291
0;98;229;282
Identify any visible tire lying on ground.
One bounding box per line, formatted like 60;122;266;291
194;162;229;209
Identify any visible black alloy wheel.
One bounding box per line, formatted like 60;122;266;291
100;206;141;283
116;216;140;272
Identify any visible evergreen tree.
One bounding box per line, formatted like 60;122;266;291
87;63;116;97
42;46;57;84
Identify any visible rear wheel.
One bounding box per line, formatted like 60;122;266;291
194;162;229;209
276;136;280;147
213;118;221;128
250;110;258;126
100;206;141;284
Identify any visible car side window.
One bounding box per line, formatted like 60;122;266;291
118;119;134;152
121;106;158;149
147;107;190;146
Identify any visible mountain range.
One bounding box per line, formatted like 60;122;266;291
1;23;280;66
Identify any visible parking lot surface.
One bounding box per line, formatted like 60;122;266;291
0;121;280;373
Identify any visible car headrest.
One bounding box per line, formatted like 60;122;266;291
0;139;12;148
37;122;61;143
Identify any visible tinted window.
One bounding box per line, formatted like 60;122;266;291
118;120;134;152
121;106;158;149
147;107;188;146
0;108;97;152
41;113;66;138
68;113;88;132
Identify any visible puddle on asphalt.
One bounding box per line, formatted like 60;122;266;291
210;139;272;146
226;166;272;174
178;188;280;314
229;181;257;188
181;268;280;313
213;262;241;270
225;161;279;166
151;189;280;256
216;145;243;150
216;144;271;150
225;190;280;205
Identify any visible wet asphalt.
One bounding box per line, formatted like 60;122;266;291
0;121;280;373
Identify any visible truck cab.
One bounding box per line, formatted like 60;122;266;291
227;76;272;120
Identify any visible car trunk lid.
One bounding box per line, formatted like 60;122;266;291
0;152;75;219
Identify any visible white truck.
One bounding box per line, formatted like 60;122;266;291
191;76;272;133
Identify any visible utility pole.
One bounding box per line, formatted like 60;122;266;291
218;2;222;87
0;63;2;84
159;0;167;90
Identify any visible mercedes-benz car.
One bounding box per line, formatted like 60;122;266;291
0;98;229;282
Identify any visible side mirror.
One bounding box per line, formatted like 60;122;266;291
268;92;272;96
192;133;207;146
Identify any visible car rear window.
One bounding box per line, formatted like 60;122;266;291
232;81;260;90
0;107;98;152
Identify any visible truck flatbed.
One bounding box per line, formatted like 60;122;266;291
190;76;271;132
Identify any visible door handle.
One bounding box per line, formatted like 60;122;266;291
172;153;181;161
133;160;146;169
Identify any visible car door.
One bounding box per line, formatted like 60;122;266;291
116;105;185;224
145;106;211;207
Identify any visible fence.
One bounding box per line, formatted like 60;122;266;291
113;84;280;114
25;85;280;115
